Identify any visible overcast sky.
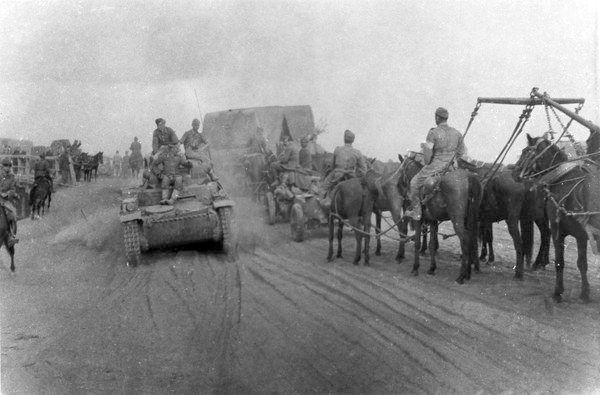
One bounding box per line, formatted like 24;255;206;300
1;0;598;162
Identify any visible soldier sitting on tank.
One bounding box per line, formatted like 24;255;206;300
152;145;193;205
0;158;19;247
180;118;218;182
33;152;54;193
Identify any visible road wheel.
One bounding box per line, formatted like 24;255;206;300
123;221;141;266
218;207;236;255
290;203;305;242
265;192;276;225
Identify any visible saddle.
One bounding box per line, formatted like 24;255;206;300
419;175;442;202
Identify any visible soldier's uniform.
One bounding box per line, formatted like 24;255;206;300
33;155;53;192
405;107;466;220
180;119;217;181
153;146;192;204
298;137;313;170
322;130;366;194
246;127;269;155
152;118;179;155
271;140;299;173
0;158;19;246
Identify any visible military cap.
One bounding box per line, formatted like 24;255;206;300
1;158;12;166
155;118;165;126
435;107;449;119
300;136;309;143
343;129;355;143
192;118;200;125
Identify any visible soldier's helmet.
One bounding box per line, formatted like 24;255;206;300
435;107;449;119
1;158;12;166
343;129;355;144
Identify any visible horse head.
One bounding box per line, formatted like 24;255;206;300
514;134;567;180
96;152;104;163
396;155;423;197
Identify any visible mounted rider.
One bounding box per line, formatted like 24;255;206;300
180;118;218;181
33;151;54;192
152;118;179;156
404;107;467;221
0;158;19;246
153;145;193;205
320;129;367;207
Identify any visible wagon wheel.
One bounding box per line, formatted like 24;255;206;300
265;191;276;225
218;207;236;255
122;221;141;266
290;203;305;242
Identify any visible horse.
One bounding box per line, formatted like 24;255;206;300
242;151;276;200
370;158;408;261
458;159;551;278
29;177;52;220
0;204;15;272
83;152;103;182
515;133;600;302
397;156;481;283
129;151;143;179
327;170;380;265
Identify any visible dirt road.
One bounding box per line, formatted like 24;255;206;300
1;179;600;393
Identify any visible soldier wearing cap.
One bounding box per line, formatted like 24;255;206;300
180;118;218;181
152;118;179;155
404;107;466;221
33;151;54;192
0;157;19;246
271;135;299;173
298;136;312;170
321;129;366;204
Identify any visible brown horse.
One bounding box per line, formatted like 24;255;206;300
0;204;15;272
327;170;380;266
29;177;52;219
459;159;551;278
370;158;407;261
397;156;481;283
515;133;600;302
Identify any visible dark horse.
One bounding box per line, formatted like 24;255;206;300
83;152;103;182
0;203;16;271
458;159;551;278
515;133;600;302
397;156;481;283
327;170;380;265
30;177;52;220
370;158;407;261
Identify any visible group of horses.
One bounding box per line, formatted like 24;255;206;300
72;151;104;182
241;130;600;303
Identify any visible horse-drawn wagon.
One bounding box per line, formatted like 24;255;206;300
119;168;235;266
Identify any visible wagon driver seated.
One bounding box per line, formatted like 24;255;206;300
0;158;19;246
152;145;193;205
404;107;466;221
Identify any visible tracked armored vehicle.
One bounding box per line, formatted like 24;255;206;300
119;177;235;266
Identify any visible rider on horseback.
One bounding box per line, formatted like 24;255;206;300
180;118;218;181
320;129;366;208
404;107;467;221
33;152;54;193
0;158;19;247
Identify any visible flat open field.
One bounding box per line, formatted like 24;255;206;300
1;178;600;393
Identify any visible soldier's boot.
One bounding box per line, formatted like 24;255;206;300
166;189;180;205
403;190;422;221
159;189;170;205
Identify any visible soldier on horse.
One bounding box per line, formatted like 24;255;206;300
33;152;54;193
0;158;19;247
404;107;467;221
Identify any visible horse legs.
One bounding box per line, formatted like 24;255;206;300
521;218;534;268
362;215;371;266
397;218;409;263
420;224;428;255
350;217;362;265
411;220;421;276
453;220;471;284
505;215;524;279
551;224;566;302
427;221;438;275
375;211;382;256
327;215;335;262
336;220;343;258
8;242;15;272
576;237;590;302
532;217;551;270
